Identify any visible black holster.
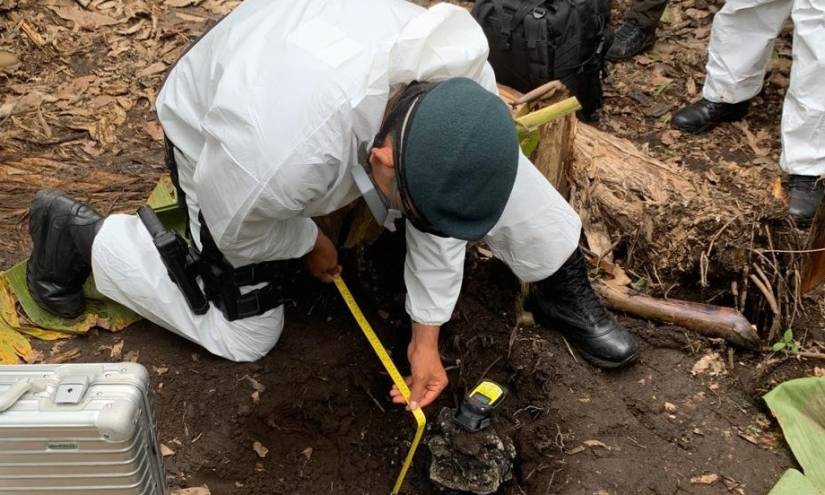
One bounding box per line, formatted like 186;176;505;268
138;206;209;315
148;137;288;321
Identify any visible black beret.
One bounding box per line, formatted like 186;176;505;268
401;78;518;240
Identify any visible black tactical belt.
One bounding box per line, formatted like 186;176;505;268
155;136;287;321
196;212;287;321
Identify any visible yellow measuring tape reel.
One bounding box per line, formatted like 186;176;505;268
333;274;426;495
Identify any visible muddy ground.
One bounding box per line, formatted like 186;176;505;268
2;0;824;493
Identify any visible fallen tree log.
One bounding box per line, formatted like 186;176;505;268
568;123;792;283
501;78;806;341
595;282;761;350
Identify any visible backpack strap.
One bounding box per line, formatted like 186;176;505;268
506;0;547;36
492;0;546;48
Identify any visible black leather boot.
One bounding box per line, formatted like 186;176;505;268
672;98;750;133
606;21;656;61
525;248;639;368
27;189;104;318
788;175;825;226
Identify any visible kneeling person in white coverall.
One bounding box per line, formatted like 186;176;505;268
671;0;824;224
26;0;638;410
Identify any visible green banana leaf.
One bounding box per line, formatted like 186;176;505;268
3;260;140;336
146;174;187;234
770;469;822;495
765;377;825;495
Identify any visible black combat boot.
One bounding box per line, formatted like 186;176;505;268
671;98;750;133
606;21;656;61
526;248;639;368
788;175;825;226
27;189;104;318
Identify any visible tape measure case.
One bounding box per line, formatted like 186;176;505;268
0;363;166;494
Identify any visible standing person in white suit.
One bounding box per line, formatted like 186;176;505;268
672;0;824;224
26;0;638;411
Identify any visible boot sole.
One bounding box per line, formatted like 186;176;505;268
26;263;85;319
576;346;640;369
27;189;86;319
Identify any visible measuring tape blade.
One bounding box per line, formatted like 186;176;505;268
333;275;426;495
393;408;426;495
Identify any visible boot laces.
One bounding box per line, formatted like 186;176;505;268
553;257;614;327
614;22;646;44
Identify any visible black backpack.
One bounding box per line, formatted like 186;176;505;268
471;0;611;121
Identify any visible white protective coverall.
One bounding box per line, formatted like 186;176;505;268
91;0;581;362
703;0;825;176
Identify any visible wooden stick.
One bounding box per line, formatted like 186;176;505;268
513;80;565;106
801;199;825;293
516;97;582;130
595;282;761;350
797;351;825;360
760;349;825;360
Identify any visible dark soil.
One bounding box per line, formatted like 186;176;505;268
35;241;804;494
4;0;822;493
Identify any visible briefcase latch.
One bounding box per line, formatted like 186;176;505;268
55;377;90;405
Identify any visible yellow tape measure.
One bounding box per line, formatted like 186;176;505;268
333;274;426;495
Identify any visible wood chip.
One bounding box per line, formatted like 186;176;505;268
9;15;48;47
171;487;210;495
110;340;124;360
686;77;697;97
48;5;122;30
175;11;209;23
815;367;825;377
253;441;269;458
0;51;18;69
0;101;14;119
583;439;610;450
244;375;266;393
153;366;169;376
476;246;493;258
143;121;164;141
733;122;770;157
136;62;167;78
664;402;678;413
165;0;201;6
691;352;725;376
690;473;720;485
46;348;81;364
738;431;760;445
160;443;176;457
685;7;710;18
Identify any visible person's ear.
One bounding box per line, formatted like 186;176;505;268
369;142;395;169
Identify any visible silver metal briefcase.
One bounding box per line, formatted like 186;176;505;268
0;362;167;494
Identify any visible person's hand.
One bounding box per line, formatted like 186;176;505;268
305;230;340;283
390;323;447;410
